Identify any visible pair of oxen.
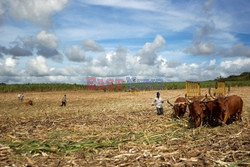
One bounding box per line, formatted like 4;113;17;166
167;89;243;128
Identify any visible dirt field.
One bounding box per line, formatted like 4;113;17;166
0;87;249;166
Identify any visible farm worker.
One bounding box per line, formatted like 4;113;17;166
152;92;164;115
18;93;24;102
61;95;66;106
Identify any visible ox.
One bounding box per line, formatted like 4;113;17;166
208;88;243;125
188;91;223;126
167;97;187;118
25;100;33;106
210;95;243;126
199;99;222;126
188;92;243;128
186;96;230;128
185;96;208;128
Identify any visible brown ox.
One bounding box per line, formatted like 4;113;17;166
212;95;243;126
199;100;222;126
167;97;187;118
187;95;234;127
185;96;208;128
208;88;243;125
25;100;33;106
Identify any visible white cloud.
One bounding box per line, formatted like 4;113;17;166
5;57;16;67
136;34;166;65
0;57;18;77
84;46;129;77
2;49;250;83
109;47;127;66
82;39;104;52
80;0;159;11
222;43;250;57
220;58;250;74
4;31;64;62
65;45;85;62
107;46;128;75
48;76;70;83
209;59;216;66
186;22;215;56
6;0;69;26
36;31;58;49
195;22;215;41
26;56;50;76
187;42;214;55
160;50;187;59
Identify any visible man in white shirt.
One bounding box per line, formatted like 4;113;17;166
152;92;164;115
18;93;24;102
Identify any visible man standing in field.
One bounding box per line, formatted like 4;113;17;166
152;92;164;115
18;93;24;102
61;95;66;107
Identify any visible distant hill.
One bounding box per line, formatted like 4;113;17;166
217;72;250;81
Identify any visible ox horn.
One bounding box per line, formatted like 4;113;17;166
208;87;216;99
200;95;207;102
185;94;192;104
167;100;174;106
199;119;203;127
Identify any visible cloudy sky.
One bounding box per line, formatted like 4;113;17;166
0;0;250;84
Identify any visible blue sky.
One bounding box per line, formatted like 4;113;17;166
0;0;250;84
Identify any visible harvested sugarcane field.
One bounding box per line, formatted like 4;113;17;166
1;0;250;166
0;87;249;166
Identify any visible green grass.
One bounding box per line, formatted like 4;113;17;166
0;128;175;156
0;127;214;157
0;83;86;92
2;136;121;155
0;80;250;93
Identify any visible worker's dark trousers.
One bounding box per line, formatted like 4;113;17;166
156;107;163;115
61;101;66;106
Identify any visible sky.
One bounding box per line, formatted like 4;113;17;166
0;0;250;84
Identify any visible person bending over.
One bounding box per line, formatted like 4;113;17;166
61;95;66;106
